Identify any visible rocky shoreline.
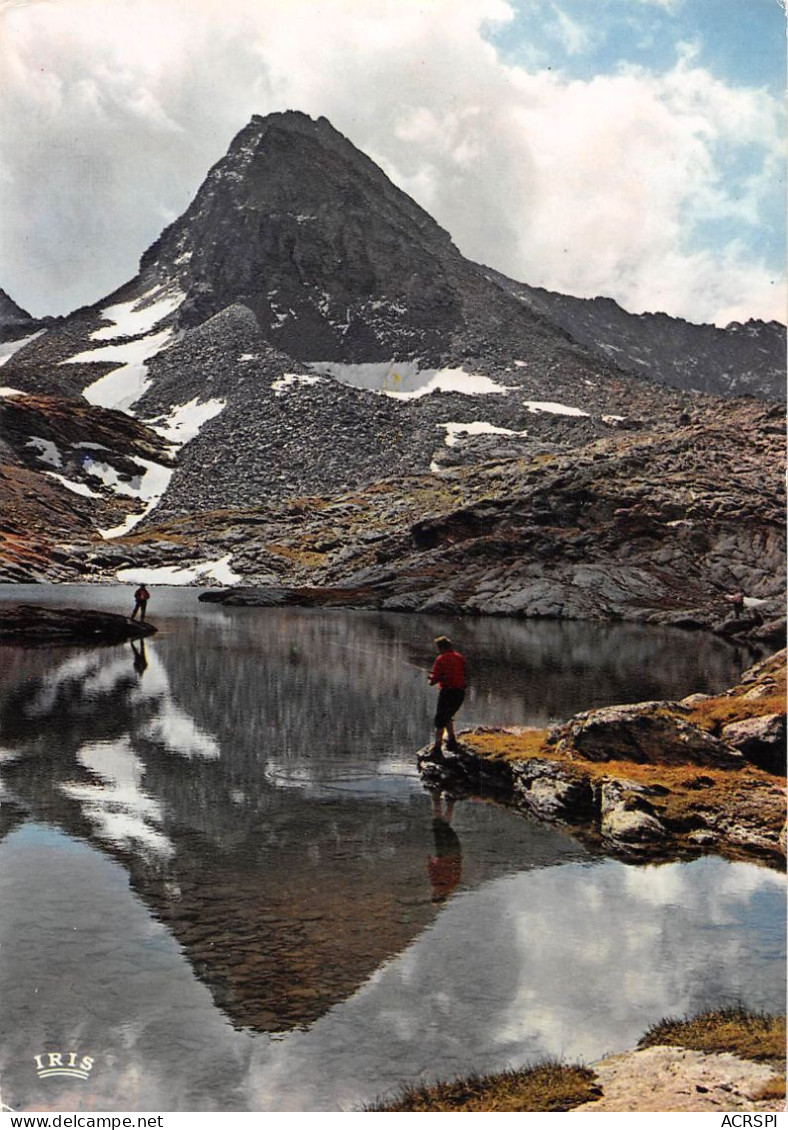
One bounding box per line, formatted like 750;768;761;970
418;649;786;867
197;582;786;646
0;604;157;644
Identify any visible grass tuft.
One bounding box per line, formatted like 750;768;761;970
637;1008;786;1063
367;1061;599;1113
753;1076;786;1102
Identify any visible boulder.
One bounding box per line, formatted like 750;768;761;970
740;648;785;686
511;762;594;821
679;692;712;708
721;714;786;774
547;700;743;768
601;805;667;845
417;741;513;797
747;618;787;646
714;615;764;637
418;592;461;615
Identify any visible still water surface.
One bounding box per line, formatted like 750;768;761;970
0;586;783;1111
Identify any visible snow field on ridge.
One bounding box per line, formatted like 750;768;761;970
89;287;185;342
63;328;175;412
0;330;44;367
309;360;513;399
439;421;530;447
116;555;241;586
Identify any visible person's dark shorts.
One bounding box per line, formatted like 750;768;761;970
435;687;465;728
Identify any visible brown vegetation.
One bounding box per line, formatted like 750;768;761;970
372;1010;786;1113
638;1008;786;1064
369;1062;599;1113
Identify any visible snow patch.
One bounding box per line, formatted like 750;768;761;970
98;456;174;538
44;472;101;498
63;329;174;412
116;555;241;586
387;368;512;400
0;387;25;397
440;421;530;447
524;400;590;417
83;459;142;498
205;555;242;585
602;414;626;424
98;400;225;539
0;330;44;367
311;360;513;399
90;288;184;341
272;373;324;396
152;397;226;444
26;436;62;468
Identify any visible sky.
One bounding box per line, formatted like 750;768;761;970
0;0;784;327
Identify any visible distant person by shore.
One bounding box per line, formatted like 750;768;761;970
725;591;745;617
131;584;150;622
428;635;466;755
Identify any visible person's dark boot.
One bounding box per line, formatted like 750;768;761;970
431;742;443;756
446;738;460;752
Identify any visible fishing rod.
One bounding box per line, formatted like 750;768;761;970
290;638;432;673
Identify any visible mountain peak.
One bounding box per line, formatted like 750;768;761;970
0;286;35;334
135;110;472;359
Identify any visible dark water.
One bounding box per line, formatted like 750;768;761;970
0;585;783;1111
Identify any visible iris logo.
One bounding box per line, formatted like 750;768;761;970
33;1052;94;1081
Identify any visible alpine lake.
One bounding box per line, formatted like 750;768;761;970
0;585;784;1112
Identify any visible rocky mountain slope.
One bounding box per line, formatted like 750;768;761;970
0;391;171;581
0;111;783;618
488;270;786;401
166;395;783;631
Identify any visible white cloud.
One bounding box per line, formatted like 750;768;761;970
550;4;595;55
0;0;783;326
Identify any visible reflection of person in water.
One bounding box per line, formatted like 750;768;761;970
130;638;148;676
427;790;462;904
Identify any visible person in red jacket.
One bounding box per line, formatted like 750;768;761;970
428;635;466;755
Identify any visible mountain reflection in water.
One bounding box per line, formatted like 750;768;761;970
0;588;782;1112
